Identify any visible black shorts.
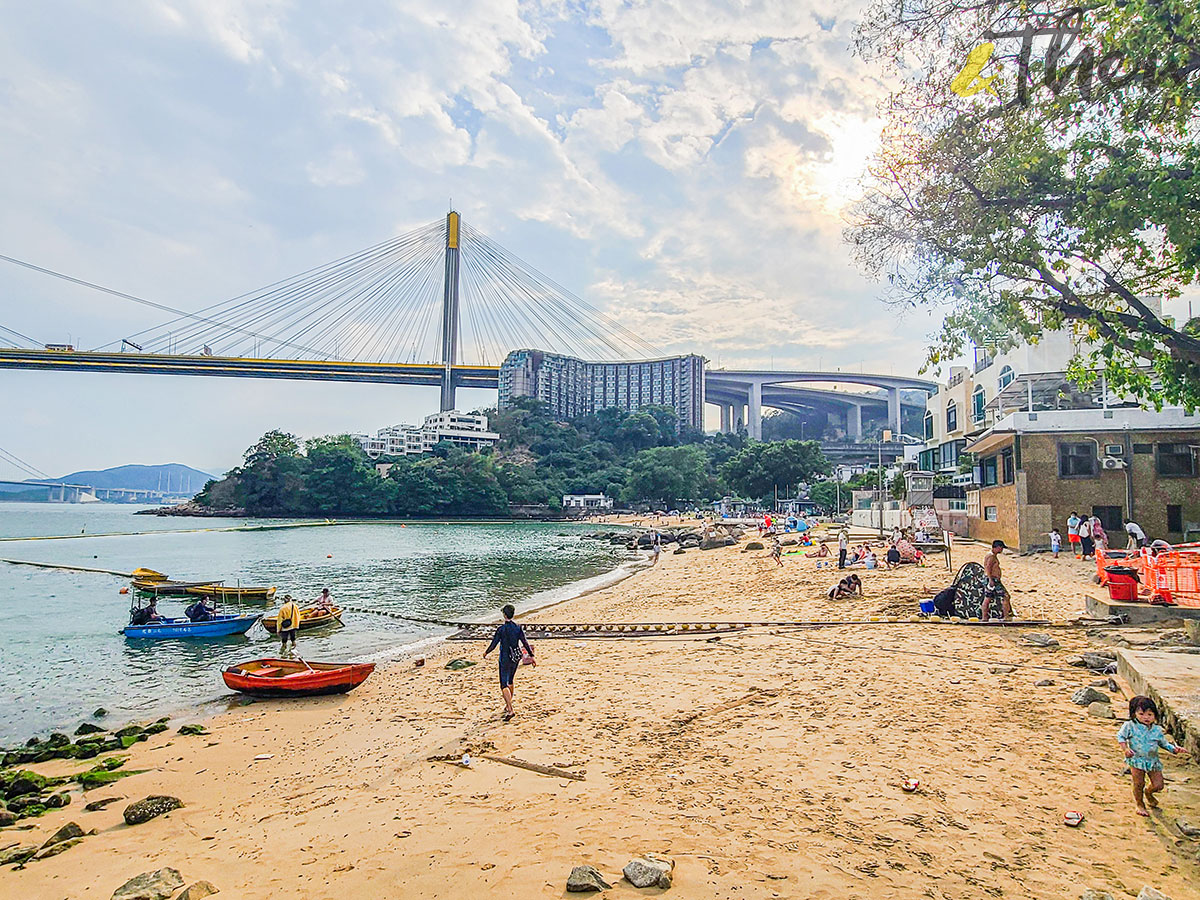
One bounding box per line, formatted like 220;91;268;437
499;662;518;688
280;629;298;642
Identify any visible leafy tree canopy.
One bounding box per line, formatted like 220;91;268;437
721;440;832;500
850;0;1200;408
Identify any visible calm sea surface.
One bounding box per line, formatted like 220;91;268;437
0;503;635;743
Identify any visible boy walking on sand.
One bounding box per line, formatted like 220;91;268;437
483;604;534;721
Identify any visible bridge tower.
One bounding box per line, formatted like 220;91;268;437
439;210;461;411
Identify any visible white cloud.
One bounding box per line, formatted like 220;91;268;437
0;0;937;472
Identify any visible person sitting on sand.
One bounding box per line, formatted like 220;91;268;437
827;574;862;599
885;544;901;570
1118;695;1189;816
805;542;831;558
483;603;535;721
931;585;958;617
896;537;917;563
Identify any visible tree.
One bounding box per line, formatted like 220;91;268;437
625;445;711;507
721;440;831;500
302;435;390;515
808;480;847;514
850;0;1200;409
243;430;300;467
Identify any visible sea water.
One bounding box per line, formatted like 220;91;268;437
0;503;636;743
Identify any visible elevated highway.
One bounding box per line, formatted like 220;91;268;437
705;369;938;440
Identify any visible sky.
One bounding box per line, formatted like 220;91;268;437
1;0;953;478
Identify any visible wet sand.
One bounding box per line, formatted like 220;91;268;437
2;529;1196;899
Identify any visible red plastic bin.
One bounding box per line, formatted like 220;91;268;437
1104;566;1140;603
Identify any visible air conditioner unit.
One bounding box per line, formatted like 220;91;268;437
1104;444;1124;457
1101;457;1126;470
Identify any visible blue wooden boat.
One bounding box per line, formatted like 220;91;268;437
121;613;261;639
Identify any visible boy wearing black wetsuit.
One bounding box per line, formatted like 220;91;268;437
483;604;534;721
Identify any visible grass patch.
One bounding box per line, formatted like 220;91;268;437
74;767;145;790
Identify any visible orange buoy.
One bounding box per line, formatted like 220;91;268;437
119;587;129;595
326;554;333;558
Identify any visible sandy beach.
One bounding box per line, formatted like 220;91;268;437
2;526;1197;899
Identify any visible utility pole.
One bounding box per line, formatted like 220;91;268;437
439;210;461;412
878;429;892;538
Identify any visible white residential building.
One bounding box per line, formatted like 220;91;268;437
354;411;500;458
562;493;614;510
920;329;1088;474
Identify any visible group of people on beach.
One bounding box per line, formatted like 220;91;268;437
1049;514;1153;559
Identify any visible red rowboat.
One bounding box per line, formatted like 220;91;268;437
221;658;375;697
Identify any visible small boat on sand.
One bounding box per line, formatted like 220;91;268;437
184;584;277;602
221;659;375;697
122;613;261;639
260;606;342;634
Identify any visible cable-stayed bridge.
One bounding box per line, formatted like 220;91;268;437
0;212;936;439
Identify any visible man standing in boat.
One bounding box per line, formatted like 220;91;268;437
483;604;534;721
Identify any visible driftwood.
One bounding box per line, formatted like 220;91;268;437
428;753;585;781
482;754;585;781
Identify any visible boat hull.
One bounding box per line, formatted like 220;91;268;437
133;579;222;596
122;613;261;639
221;659;375;697
261;606;342;634
184;585;276;601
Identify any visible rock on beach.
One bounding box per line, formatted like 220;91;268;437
623;855;674;889
123;796;182;825
567;865;612;892
1072;687;1110;706
110;867;185;900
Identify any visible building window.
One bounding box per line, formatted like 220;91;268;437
946;401;958;433
1058;442;1097;478
984;505;998;521
981;456;998;487
1156;443;1196;477
1001;448;1014;484
1093;506;1123;532
949;499;967;511
972;386;986;424
998;365;1014;391
1133;443;1152;454
1168;505;1183;533
923;410;934;440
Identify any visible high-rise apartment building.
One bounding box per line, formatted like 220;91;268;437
499;350;706;431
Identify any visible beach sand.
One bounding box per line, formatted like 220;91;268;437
3;530;1197;898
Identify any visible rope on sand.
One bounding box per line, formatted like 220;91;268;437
771;631;1098;675
332;604;1096;640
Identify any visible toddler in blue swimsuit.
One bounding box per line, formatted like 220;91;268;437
1117;695;1188;816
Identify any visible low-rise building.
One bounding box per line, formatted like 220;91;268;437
354;410;499;458
562;493;614;510
964;372;1200;550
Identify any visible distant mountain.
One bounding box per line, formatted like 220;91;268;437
32;463;217;493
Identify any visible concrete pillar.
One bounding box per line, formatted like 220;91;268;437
847;404;863;441
719;403;731;433
748;382;762;440
888;387;901;435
